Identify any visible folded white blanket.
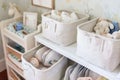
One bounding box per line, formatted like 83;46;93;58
35;46;49;62
30;46;62;69
44;50;62;67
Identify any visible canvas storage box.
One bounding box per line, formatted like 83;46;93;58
41;11;89;46
22;46;68;80
76;18;120;71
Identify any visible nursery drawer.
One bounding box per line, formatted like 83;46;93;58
6;44;22;60
9;68;21;80
6;58;24;78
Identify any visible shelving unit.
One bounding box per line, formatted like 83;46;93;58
1;18;41;80
35;34;120;80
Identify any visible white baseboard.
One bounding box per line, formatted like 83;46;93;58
0;58;6;72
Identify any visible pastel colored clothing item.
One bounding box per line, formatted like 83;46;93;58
64;64;91;80
44;50;62;66
16;22;23;31
7;22;35;38
34;46;62;68
35;46;49;62
109;21;119;34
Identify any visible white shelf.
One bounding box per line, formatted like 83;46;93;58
35;34;120;80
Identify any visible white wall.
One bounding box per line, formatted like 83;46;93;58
1;0;120;21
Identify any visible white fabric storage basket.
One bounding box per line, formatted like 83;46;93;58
41;11;89;46
22;46;68;80
76;18;120;71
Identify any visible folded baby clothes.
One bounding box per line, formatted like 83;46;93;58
64;63;77;80
41;49;51;64
89;70;100;80
7;22;35;38
7;22;17;33
44;50;62;67
35;46;49;62
70;64;82;80
64;63;94;80
31;46;62;68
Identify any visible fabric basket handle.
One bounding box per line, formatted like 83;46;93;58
43;20;57;33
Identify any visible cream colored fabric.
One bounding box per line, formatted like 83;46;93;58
44;50;62;67
22;49;68;80
64;64;95;80
41;11;89;46
77;18;120;71
35;46;49;62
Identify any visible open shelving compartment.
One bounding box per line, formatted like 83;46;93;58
8;66;25;80
1;16;41;80
35;33;120;80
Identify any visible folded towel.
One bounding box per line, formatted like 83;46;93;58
35;46;49;62
44;50;62;67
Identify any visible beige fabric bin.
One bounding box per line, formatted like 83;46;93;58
22;46;68;80
41;11;89;46
76;18;120;71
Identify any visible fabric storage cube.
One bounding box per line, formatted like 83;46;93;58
41;11;89;46
22;46;68;80
76;18;120;71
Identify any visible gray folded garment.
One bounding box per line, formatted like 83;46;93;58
35;46;62;67
70;64;82;80
64;64;91;80
44;50;62;67
64;63;77;80
41;49;51;64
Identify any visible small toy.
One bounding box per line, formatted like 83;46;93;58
94;18;114;35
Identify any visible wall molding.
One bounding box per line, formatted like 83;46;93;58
0;58;6;72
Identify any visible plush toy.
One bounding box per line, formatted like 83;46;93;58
94;18;114;35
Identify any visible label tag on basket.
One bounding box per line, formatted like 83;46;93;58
47;21;56;32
